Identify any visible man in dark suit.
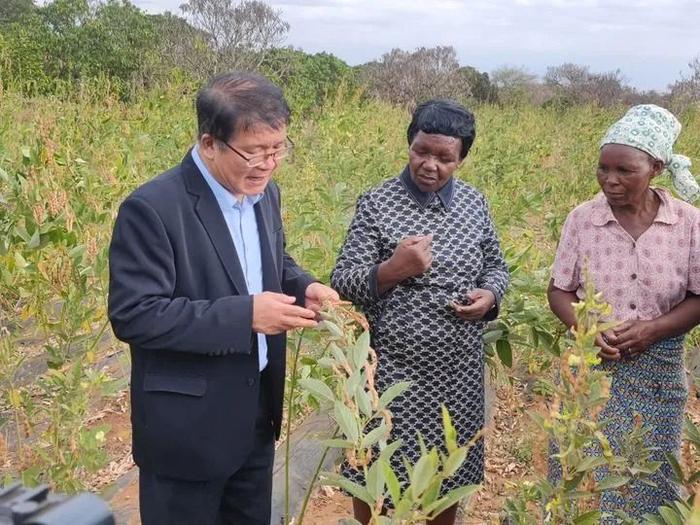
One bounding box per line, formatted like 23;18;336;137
108;72;338;524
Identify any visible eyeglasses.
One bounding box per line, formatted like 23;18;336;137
219;137;294;168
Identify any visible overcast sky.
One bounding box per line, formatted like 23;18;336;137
131;0;700;91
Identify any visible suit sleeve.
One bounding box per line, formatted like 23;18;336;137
108;196;254;355
272;184;317;304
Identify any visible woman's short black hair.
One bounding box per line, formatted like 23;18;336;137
407;99;476;159
196;72;290;143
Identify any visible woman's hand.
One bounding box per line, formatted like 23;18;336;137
608;320;656;357
389;234;433;279
451;289;496;321
377;234;433;294
595;329;621;360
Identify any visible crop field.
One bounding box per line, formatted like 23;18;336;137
1;84;699;522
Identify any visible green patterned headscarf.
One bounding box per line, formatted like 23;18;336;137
601;104;700;203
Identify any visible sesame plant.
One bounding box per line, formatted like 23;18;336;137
292;303;480;524
504;280;662;524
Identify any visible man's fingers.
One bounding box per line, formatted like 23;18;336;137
264;292;297;304
283;304;317;319
283;316;319;329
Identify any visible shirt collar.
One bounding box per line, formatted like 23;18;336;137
590;187;678;227
192;145;264;209
399;165;455;209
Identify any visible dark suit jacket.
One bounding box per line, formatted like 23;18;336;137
108;151;315;481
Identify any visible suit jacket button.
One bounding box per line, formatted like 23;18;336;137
247;377;255;386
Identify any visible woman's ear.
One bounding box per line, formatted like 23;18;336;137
651;158;665;178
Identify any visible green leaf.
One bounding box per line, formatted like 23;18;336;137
366;460;385;501
353;330;370;368
321;473;373;506
658;506;684;525
299;378;335;404
14;251;29;269
378;381;411;410
442;447;467;477
333;401;359;442
361;423;390;449
344;369;363;399
573;510;601;525
27;229;40;249
423;485;480;516
482;329;504;344
664;452;684;484
355;386;373;418
330;344;349;368
574;454;607;473
595;475;629;492
378;439;402;461
322;438;354;449
381;459;401;503
338;518;362;525
322;320;344;339
442;406;458;453
410;449;438;497
420;478;442;509
496;338;513;367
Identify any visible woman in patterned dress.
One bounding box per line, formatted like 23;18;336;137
548;104;700;521
331;99;509;525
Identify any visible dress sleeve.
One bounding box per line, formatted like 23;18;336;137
688;216;700;295
551;210;581;292
330;193;383;308
476;195;510;321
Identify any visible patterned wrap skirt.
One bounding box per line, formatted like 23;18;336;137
594;335;687;522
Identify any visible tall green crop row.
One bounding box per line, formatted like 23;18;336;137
0;85;698;503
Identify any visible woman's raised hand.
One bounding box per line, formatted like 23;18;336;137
376;234;433;294
389;234;433;279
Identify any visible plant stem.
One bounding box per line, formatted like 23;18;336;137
285;328;306;525
297;425;340;524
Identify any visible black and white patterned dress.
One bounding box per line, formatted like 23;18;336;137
330;167;509;497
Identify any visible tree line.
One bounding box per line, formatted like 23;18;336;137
1;0;698;111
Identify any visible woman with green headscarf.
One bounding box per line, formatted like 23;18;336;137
548;104;700;519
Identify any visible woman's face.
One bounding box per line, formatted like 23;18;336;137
597;144;662;207
408;131;463;193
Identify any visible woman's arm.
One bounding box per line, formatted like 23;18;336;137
612;293;700;355
547;278;621;360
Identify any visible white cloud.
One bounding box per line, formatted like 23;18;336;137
131;0;700;90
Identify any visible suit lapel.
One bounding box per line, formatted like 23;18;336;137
255;199;281;293
182;152;249;295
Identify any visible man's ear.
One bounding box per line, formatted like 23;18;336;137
198;134;217;159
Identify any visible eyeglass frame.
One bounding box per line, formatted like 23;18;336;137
217;136;294;168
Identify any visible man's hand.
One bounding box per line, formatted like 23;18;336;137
451;289;496;321
252;292;318;335
305;282;340;314
595;329;621;360
608;320;656;358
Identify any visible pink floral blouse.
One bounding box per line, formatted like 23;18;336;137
552;188;700;322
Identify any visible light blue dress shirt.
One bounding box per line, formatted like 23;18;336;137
192;146;268;371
